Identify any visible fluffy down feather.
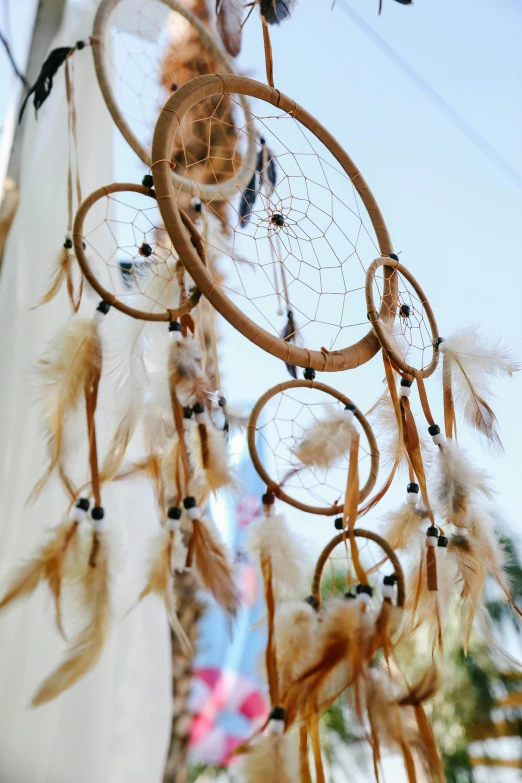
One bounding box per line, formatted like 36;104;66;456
189;418;233;492
247;513;310;593
31;318;102;500
291;408;356;469
137;528;191;653
382;503;429;551
168;335;209;404
275;600;318;698
32;531;110;706
237;733;299;783
0;520;79;637
441;327;520;452
435;440;492;526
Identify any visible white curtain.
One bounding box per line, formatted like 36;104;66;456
0;2;171;781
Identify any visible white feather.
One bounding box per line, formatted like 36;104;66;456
435;440;492;526
247;514;310;593
291;408;356;469
382;503;429;551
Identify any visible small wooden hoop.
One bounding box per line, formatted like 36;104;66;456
365;256;440;379
73;182;203;321
152;73;398;372
247;379;379;516
311;529;405;608
91;0;257;199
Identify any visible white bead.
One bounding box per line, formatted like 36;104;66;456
93;309;106;326
194;411;207;424
167;518;181;532
358;592;371;606
65;230;73;241
432;433;445;446
93;517;107;533
406;492;419;505
426;535;438;547
169;329;182;343
382;584;394;599
399;385;411;398
71;506;87;523
267;719;285;736
183;418;194;431
191;196;202;209
344;409;355;423
187;507;200;521
437;547;447;559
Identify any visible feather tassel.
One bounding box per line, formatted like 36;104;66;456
291;407;356;469
189;415;233;492
188;515;238;615
247;512;309;593
237;732;299;783
168;331;210;405
382;503;429;551
275;599;319;699
435;440;492;526
440;327;520;452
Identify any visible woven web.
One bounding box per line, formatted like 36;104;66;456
81;190;183;312
254;386;372;511
175;93;383;354
371;265;434;372
320;536;394;608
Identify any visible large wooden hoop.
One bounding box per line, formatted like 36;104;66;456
247;379;379;516
73;182;203;321
311;529;405;608
91;0;257;199
152;73;398;372
366;257;440;378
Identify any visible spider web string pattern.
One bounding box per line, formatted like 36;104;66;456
255;387;372;511
172;92;383;355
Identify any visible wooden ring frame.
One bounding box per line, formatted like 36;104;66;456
365;256;440;379
247;379;379;517
311;529;405;608
91;0;257;199
152;73;399;372
73;182;203;321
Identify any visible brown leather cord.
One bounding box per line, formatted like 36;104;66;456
342;432;368;585
261;554;279;707
299;724;312;783
261;15;275;87
426;545;438;592
85;375;101;508
400;397;435;526
413;369;435;427
309;709;325;783
198;422;209;469
442;354;456;440
170;391;191;497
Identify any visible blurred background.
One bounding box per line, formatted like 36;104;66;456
0;1;521;781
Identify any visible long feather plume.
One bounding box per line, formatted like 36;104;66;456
435;440;492;526
30;318;102;501
32;531;110;706
247;513;309;593
189;517;238;615
404;541;456;649
291;408;356;469
237;732;299;783
440;328;520;451
0;520;79;637
137;528;191;653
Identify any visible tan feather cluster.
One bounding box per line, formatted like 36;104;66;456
31;318;102;500
137;528;191;654
291;408;356;469
405;542;456;649
382;503;430;551
441;327;520;452
168;334;209;404
275;600;318;700
0;520;79;637
247;513;310;593
189;517;238;615
236;732;299;783
435;440;492;526
189;419;233;492
32;530;110;706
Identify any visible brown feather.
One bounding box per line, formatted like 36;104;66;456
216;0;244;57
32;532;110;706
236;733;299;783
99;410;139;485
30;318;102;502
189;517;238;615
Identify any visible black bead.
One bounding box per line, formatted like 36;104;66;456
303;367;316;380
438;535;449;548
63;237;73;249
218;396;227;407
345;403;356;414
269;706;285;722
356;584;373;597
428;424;441;436
140;242;153;257
344;591;356;599
407;482;419;494
183;496;197;510
435;336;445;347
169;320;181;332
271;213;285;227
260;136;266;145
304;594;320;611
76;40;86;50
97;300;110;314
91;506;104;520
76;497;90;511
426;525;439;538
334;517;344;530
167;506;182;520
171;82;178;92
383;574;397;586
399;304;411;317
388;253;399;262
262;491;275;506
183;406;193;419
192;401;205;415
192;198;202;213
400;378;413;388
142;174;154;188
82;241;86;250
